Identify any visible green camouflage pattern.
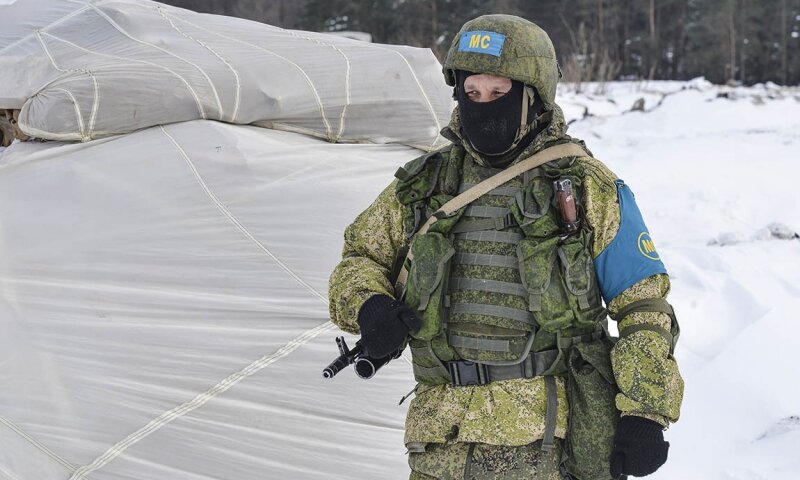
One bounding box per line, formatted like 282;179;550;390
409;439;563;480
516;229;606;333
443;15;560;108
327;107;684;447
444;155;533;362
405;377;569;446
563;338;620;480
328;182;406;334
406;231;455;340
610;275;684;424
432;144;605;364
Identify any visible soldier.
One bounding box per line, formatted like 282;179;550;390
329;14;683;480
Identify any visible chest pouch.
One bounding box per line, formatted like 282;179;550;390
404;231;455;341
510;171;561;239
518;227;606;333
404;230;460;385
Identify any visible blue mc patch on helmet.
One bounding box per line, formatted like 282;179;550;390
458;30;506;57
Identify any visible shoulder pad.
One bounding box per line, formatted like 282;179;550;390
394;146;453;205
395;147;449;182
577;156;618;189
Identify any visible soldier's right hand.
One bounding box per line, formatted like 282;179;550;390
357;294;421;358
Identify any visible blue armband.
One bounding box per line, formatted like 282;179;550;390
594;180;667;302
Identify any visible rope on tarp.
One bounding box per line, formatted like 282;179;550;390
0;415;77;473
161;125;329;304
68;321;338;480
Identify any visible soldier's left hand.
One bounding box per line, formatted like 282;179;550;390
609;416;669;478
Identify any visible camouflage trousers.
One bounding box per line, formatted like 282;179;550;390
408;439;563;480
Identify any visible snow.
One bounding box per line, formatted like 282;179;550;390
1;77;799;479
560;79;800;479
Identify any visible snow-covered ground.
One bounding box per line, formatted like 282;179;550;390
560;79;800;479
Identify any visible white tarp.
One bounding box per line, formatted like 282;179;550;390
0;1;453;478
0;120;418;480
0;0;452;150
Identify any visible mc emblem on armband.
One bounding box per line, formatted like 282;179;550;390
637;232;660;260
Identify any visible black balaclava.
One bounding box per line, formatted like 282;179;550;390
456;70;546;167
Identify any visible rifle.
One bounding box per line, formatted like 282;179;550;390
322;336;402;379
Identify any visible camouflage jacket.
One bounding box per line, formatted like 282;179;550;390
329;105;684;447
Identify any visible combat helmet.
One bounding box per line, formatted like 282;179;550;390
443;15;561;109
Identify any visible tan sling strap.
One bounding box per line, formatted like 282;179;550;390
395;142;588;291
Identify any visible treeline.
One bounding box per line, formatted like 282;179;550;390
162;0;800;86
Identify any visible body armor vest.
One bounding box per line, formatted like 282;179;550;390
395;143;607;385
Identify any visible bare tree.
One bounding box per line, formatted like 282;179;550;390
560;19;592;93
781;0;788;85
596;49;622;94
648;0;658;80
728;0;737;83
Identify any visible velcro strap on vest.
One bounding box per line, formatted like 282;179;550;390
449;277;528;298
448;334;511;352
410;343;451;382
413;363;450;379
450;303;536;326
451;213;518;233
464;205;512;218
409;204;426;239
453;252;519;270
557;330;604;349
528;293;542;312
455;230;523;244
541;375;558;452
394;166;413;181
577;294;590;310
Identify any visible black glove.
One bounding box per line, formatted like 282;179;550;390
357;294;421;358
610;416;669;478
